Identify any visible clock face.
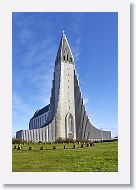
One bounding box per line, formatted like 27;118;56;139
67;66;70;70
62;50;65;55
62;48;67;55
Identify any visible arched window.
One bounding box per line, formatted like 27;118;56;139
65;113;74;139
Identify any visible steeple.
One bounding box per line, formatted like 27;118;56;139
16;31;112;143
55;31;74;65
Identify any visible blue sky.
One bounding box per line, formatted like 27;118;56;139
12;12;118;137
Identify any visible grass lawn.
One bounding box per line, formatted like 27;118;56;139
12;141;118;172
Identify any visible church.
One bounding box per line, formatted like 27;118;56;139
16;32;111;142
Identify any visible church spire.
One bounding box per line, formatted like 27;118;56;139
55;31;74;65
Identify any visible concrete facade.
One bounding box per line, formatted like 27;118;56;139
16;32;111;142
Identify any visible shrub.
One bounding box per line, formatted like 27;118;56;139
40;147;44;150
55;137;63;143
55;137;75;144
29;147;33;150
66;138;74;143
12;138;27;144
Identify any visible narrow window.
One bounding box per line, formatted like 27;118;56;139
38;118;39;128
40;117;41;127
67;54;68;61
70;57;72;62
63;56;65;61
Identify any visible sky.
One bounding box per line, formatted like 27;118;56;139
12;12;118;138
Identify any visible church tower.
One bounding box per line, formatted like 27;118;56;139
51;31;76;140
16;31;111;142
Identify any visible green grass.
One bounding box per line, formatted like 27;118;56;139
12;141;118;172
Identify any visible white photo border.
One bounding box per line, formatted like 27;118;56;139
0;0;130;184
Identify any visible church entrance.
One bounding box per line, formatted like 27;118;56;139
65;112;74;139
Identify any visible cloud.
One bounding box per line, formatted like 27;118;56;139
71;36;81;63
68;14;83;64
13;17;57;108
70;14;83;34
22;43;56;106
13;13;54;52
